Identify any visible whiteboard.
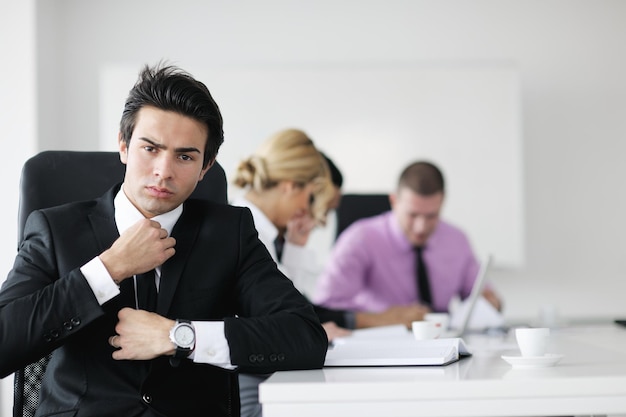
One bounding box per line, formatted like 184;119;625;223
99;64;523;267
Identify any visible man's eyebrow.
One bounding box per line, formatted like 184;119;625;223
138;137;166;150
138;137;201;154
175;146;202;154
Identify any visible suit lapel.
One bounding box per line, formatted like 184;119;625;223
157;202;201;315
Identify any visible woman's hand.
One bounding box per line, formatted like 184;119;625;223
285;213;317;246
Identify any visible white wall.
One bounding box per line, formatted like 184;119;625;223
2;0;626;414
0;1;36;415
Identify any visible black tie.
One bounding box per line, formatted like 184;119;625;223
415;247;432;306
136;269;157;311
274;234;285;263
118;278;136;308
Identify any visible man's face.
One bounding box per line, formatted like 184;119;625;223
390;188;444;247
118;105;211;218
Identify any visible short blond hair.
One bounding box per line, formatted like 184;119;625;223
234;128;334;224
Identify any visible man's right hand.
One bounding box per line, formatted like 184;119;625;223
99;218;176;283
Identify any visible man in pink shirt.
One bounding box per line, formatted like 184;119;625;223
314;161;501;325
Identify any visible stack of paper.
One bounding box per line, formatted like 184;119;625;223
325;326;471;367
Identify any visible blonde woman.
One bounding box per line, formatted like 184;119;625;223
232;128;335;298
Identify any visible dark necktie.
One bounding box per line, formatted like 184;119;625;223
274;234;285;263
136;269;157;311
414;247;432;306
118;278;136;308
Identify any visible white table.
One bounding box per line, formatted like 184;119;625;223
259;323;626;417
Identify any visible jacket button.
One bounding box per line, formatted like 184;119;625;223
277;353;285;361
63;321;73;331
269;354;277;362
71;317;81;326
257;354;264;362
142;393;152;404
248;354;257;363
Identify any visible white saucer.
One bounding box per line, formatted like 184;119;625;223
501;353;564;369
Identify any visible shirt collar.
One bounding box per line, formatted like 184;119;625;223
114;185;183;236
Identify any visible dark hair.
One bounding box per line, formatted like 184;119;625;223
119;63;224;168
398;161;445;195
321;152;343;188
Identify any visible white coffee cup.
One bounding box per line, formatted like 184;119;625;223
411;320;440;340
424;313;450;338
515;327;550;357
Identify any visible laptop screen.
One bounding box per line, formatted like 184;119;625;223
453;254;493;335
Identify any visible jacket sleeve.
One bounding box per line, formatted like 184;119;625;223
0;209;104;378
222;208;328;374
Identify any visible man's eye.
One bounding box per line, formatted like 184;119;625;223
180;155;192;161
144;146;155;152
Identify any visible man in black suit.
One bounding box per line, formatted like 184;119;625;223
0;64;327;417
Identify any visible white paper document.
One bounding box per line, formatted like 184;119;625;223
449;296;505;330
325;335;471;367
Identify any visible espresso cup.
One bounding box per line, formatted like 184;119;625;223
515;327;550;357
424;313;450;338
411;320;440;340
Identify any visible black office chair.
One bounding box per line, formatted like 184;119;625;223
13;150;228;417
335;193;391;239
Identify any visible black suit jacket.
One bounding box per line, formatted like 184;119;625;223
0;185;327;417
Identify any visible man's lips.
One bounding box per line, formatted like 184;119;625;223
146;186;174;197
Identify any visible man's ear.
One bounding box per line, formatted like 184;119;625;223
197;159;215;181
118;132;128;164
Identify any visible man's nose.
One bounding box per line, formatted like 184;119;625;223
413;217;426;233
154;156;174;179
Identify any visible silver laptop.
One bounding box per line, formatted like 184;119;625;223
442;253;493;338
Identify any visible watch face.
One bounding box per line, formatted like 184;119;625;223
174;324;195;348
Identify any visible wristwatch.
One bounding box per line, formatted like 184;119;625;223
169;319;195;359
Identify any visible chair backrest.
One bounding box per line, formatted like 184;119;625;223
335;193;391;239
13;150;228;417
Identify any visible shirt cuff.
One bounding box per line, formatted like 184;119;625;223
81;257;120;305
192;321;236;370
